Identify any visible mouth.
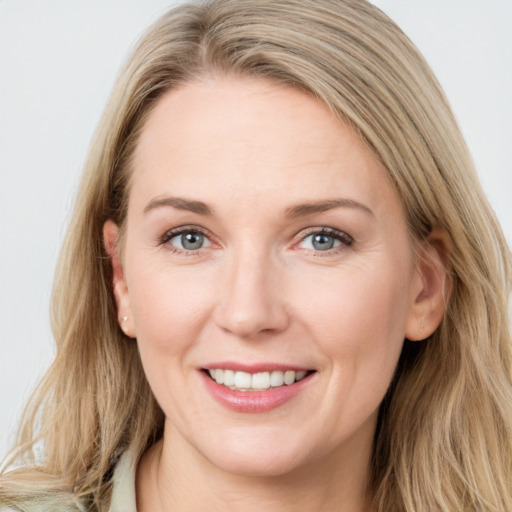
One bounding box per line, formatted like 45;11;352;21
200;363;317;412
203;368;314;392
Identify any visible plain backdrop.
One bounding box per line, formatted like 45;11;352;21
1;1;511;460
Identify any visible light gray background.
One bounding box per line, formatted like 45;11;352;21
1;1;511;460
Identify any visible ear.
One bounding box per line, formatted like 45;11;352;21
405;228;452;341
103;220;136;338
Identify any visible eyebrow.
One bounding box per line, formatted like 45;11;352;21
144;196;213;216
143;196;374;219
285;199;374;219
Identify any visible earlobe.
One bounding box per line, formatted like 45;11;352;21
103;220;136;338
405;228;452;341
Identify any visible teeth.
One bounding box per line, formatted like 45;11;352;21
270;370;284;387
207;369;310;391
234;371;252;389
296;370;307;380
223;369;235;386
252;372;271;390
214;368;224;384
284;370;295;385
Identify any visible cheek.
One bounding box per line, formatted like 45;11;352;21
126;258;214;360
125;261;218;419
293;265;412;439
294;262;411;373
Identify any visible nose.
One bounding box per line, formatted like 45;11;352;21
213;250;290;339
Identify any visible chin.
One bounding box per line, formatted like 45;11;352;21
197;430;317;478
209;450;307;478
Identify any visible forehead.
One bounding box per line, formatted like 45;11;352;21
129;76;402;221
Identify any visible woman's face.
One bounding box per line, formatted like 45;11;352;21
109;76;428;477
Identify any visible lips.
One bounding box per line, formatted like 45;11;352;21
201;364;316;413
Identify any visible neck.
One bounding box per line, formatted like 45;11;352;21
136;425;376;512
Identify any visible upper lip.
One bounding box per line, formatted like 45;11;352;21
202;362;314;373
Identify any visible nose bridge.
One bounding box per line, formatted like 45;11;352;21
215;242;289;338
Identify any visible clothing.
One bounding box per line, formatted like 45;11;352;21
108;449;137;512
0;450;137;512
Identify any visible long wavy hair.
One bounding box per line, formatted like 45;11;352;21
1;1;511;511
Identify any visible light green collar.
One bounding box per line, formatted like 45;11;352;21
108;450;137;512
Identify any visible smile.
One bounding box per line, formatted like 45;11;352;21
207;369;310;391
201;365;316;413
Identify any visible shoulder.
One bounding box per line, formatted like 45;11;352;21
0;494;87;512
0;500;84;512
0;451;136;512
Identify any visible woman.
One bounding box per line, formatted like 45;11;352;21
1;0;511;511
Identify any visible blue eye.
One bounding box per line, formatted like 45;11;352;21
165;230;211;251
299;229;352;252
311;233;337;251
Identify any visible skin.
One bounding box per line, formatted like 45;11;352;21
104;76;448;512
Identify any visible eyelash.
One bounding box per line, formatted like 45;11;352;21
159;225;213;255
296;227;354;255
158;226;354;255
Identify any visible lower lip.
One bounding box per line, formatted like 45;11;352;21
200;371;314;413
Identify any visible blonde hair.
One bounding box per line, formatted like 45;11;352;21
1;1;511;510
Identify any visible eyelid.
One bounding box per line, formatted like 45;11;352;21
157;224;353;255
294;227;354;253
158;225;216;253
